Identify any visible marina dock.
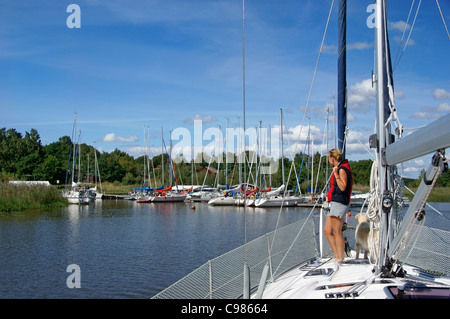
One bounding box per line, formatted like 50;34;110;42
102;194;131;200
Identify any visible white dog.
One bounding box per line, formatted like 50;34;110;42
355;213;378;261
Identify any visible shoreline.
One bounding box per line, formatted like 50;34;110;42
1;182;449;212
0;183;68;212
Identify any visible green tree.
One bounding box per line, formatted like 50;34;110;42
98;149;129;183
0;128;24;174
16;153;43;180
350;159;373;185
43;136;73;185
36;155;62;184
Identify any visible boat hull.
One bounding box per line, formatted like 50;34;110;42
152;194;187;202
136;197;153;203
208;197;237;206
66;196;89;205
255;196;307;207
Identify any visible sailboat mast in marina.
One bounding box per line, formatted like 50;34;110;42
62;113;91;204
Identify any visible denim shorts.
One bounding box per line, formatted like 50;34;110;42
328;201;349;219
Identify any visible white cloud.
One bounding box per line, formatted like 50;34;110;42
389;20;411;32
125;146;162;158
399;158;428;179
395;91;404;99
347;42;373;50
411;112;441;120
322;44;337;55
124;146;146;157
412;102;450;120
348;79;376;112
433;88;450;100
438;102;450;112
184;114;218;124
323;42;372;54
392;36;416;46
102;133;139;143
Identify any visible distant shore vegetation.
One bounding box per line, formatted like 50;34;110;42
1;127;449;210
0;182;68;212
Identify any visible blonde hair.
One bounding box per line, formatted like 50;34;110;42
328;149;343;162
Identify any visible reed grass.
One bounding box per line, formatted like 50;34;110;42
101;181;140;195
403;186;450;203
0;183;68;212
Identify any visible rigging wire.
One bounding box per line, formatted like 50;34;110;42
298;0;336;145
393;0;415;69
392;165;442;267
393;0;422;72
403;185;449;219
436;0;450;40
268;0;336;276
242;0;248;266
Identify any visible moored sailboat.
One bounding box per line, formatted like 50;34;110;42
62;113;93;205
151;185;187;202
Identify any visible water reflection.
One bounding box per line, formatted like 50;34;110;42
0;200;448;298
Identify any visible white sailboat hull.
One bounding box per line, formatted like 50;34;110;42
65;194;90;205
350;193;369;207
63;189;90;205
208;197;237;206
255;196;307;207
152;193;187;202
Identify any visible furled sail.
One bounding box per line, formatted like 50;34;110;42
374;0;397;273
378;0;395;127
337;0;347;156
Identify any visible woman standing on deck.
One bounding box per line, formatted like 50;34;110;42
324;149;353;263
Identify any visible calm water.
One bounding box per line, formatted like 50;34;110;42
0;200;448;299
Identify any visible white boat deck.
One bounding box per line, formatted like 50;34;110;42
257;251;450;299
260;256;375;299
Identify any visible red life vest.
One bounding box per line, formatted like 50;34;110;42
327;159;353;205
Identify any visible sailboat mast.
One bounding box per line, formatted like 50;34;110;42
161;127;164;187
337;0;347;158
226;118;229;187
375;0;395;274
169;130;173;186
143;127;147;188
242;0;247;191
70;113;77;188
258;120;262;189
238;117;242;185
77;130;81;184
268;124;271;186
280;108;285;186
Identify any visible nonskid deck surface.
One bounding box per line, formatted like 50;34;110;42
261;256;375;299
258;252;450;299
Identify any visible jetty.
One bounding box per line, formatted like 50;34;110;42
102;194;130;200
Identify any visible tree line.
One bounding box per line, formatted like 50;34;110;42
1;128;448;192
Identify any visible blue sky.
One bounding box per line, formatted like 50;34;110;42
1;0;449;178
